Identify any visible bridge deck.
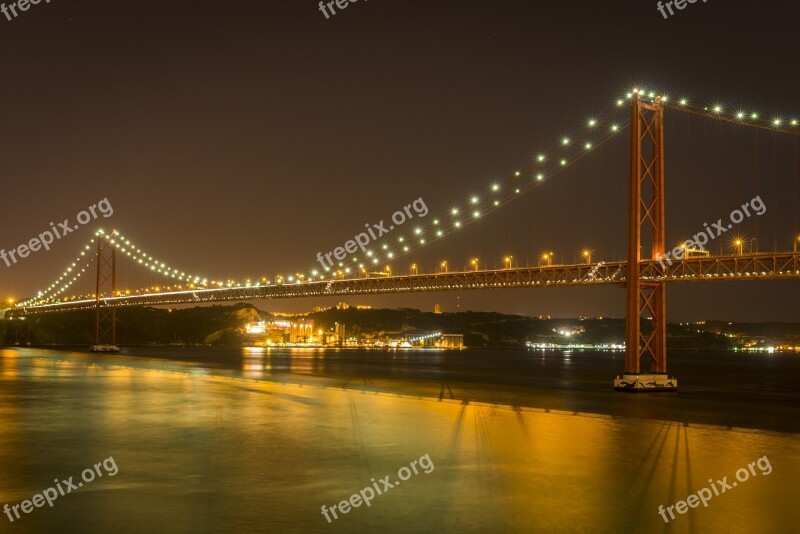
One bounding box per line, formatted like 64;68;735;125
9;252;800;315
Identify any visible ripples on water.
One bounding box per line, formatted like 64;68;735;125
0;347;798;533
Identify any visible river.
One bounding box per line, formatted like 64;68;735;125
0;347;798;533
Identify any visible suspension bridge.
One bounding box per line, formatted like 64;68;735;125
5;88;800;392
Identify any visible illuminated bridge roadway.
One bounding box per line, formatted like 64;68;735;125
11;252;800;316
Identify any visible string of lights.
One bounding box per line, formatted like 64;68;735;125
15;87;800;306
625;87;800;135
18;236;98;307
298;104;632;280
21;229;212;307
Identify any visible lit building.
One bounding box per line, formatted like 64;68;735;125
245;321;267;335
438;334;464;349
290;318;314;343
335;322;346;343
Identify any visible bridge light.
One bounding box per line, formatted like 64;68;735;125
537;154;546;162
561;137;570;146
560;159;567;166
611;124;619;132
587;119;597;127
470;196;479;204
491;184;500;192
536;174;544;181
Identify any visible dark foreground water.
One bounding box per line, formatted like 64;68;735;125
1;347;798;533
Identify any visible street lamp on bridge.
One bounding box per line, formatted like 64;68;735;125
470;258;479;271
733;239;744;256
540;252;553;266
795;235;800;253
503;256;513;269
440;261;448;273
410;263;418;275
581;249;592;264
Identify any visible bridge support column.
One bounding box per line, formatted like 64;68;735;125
615;95;676;392
90;233;119;353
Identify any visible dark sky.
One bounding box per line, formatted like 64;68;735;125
1;0;798;321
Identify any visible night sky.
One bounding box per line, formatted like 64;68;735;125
1;0;798;321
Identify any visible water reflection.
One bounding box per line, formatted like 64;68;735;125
0;348;797;533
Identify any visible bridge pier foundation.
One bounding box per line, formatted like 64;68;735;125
614;374;677;392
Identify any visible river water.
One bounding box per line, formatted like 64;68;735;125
1;347;798;533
